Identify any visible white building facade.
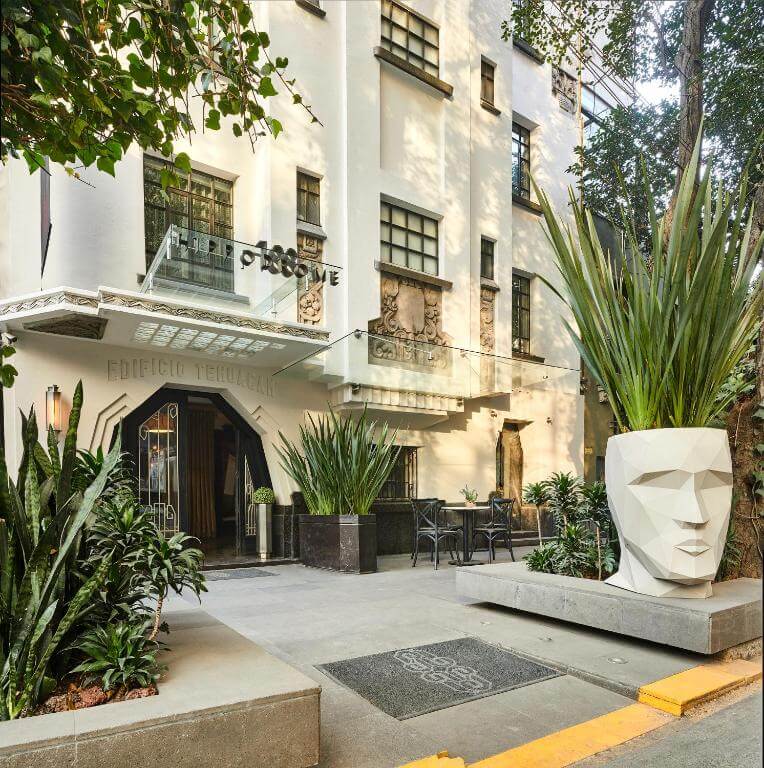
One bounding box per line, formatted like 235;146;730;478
1;0;612;558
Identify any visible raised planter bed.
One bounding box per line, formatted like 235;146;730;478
298;514;377;573
0;604;320;768
456;561;762;655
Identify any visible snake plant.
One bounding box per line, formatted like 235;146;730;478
0;384;122;719
536;132;763;431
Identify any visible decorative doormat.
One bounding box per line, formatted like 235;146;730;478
204;568;274;581
316;637;560;719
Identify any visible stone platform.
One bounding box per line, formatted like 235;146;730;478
456;562;762;655
0;605;320;768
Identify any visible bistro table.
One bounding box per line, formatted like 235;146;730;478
441;504;491;565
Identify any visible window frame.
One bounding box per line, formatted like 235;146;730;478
512;271;531;355
297;171;321;226
380;200;439;276
512;122;531;200
377;446;418;500
480;57;496;106
480;236;495;281
143;156;234;269
380;0;440;78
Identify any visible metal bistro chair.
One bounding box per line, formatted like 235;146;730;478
411;498;462;570
472;497;516;563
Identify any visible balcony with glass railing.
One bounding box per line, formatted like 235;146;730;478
140;225;341;330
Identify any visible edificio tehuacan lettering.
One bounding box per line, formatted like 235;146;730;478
107;357;274;397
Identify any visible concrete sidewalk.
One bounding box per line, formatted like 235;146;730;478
179;551;718;768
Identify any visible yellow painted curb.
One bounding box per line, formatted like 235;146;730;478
399;750;466;768
468;703;670;768
637;658;762;716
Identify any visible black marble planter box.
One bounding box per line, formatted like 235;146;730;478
297;514;377;574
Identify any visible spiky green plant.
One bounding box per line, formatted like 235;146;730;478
522;481;548;544
0;394;122;719
276;407;400;516
542;472;583;531
536;132;764;431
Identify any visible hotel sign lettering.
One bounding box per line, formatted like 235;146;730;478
174;231;340;286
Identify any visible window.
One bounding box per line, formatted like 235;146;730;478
480;237;495;281
378;447;418;499
512;123;531;200
512;272;531;355
380;201;438;275
582;85;613;145
381;0;439;78
297;172;321;226
143;156;233;269
480;58;495;105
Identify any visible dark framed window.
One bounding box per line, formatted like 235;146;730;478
297;172;321;226
143;156;233;269
380;201;438;275
512;272;531;355
378;446;418;499
381;0;439;78
480;58;495;105
480;237;495;280
512;122;531;200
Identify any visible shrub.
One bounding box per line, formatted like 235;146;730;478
72;621;163;692
542;472;583;529
276;407;400;516
524;542;558;573
253;486;275;504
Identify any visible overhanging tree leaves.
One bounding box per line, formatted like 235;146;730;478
1;0;319;179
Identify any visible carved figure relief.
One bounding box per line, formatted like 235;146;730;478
552;66;577;113
368;273;452;370
296;232;324;326
479;287;496;392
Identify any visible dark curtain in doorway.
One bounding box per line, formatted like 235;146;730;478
188;405;216;539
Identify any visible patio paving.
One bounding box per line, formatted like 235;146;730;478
175;548;711;768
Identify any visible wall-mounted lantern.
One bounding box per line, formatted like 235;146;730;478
46;385;62;433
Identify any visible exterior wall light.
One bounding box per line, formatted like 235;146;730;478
46;385;62;433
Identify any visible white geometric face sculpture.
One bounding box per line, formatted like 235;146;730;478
605;428;732;599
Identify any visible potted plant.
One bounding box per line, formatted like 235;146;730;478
276;408;399;574
537;135;763;598
460;484;478;507
252;487;275;560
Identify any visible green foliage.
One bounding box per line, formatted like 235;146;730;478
523;542;558;574
0;383;205;719
459;485;478;504
0;344;18;388
2;0;319;178
253;486;275;504
541;472;583;529
716;517;743;582
522;482;548;508
538;134;764;432
581;481;610;529
276;407;400;516
72;621;162;691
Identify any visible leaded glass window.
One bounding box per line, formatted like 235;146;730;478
380;201;438;275
297;171;321;226
381;0;439;78
512;272;531;355
512;123;531;200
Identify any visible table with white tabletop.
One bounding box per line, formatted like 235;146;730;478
441;504;491;565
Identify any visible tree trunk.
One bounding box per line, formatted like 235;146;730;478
663;0;714;233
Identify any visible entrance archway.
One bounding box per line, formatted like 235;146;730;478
121;387;271;565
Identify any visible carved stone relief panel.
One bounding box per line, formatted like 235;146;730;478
368;273;452;371
552;66;577;113
297;232;324;326
479;287;496;392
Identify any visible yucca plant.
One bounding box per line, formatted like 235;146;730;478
522;481;548;544
536;132;763;431
542;472;582;531
276;407;400;516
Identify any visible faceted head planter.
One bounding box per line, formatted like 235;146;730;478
605;428;732;599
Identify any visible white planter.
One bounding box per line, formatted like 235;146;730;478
605;427;732;599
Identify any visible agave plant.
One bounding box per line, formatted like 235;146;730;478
276;407;400;516
536;132;764;432
0;388;123;719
